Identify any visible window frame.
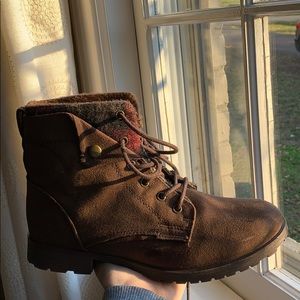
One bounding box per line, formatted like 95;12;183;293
133;0;300;298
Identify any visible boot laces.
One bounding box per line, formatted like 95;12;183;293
117;111;189;213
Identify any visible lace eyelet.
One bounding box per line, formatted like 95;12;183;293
116;111;125;118
125;161;134;171
150;167;157;173
172;206;182;214
139;178;150;187
121;137;128;145
156;192;166;201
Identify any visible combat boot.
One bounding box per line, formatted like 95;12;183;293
17;92;287;282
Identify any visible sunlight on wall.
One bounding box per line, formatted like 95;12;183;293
1;0;77;100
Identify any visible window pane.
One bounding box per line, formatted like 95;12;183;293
147;0;240;17
150;25;194;183
150;21;253;197
268;16;300;277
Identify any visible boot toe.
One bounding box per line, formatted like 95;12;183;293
250;199;286;248
187;190;287;269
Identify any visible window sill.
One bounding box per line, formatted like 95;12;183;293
265;269;300;299
282;238;300;279
222;268;299;300
188;280;242;300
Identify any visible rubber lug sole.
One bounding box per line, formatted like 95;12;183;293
28;222;288;283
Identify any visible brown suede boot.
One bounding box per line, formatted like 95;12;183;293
16;92;287;283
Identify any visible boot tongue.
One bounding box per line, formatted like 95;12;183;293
24;93;143;152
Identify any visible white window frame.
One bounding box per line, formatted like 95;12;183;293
133;1;300;298
69;0;300;298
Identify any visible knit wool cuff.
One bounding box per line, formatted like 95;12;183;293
103;285;166;300
18;93;142;152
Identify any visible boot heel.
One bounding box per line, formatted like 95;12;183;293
27;238;94;274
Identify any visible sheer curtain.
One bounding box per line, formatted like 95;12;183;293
1;0;103;299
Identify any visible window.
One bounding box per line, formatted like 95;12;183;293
133;0;300;297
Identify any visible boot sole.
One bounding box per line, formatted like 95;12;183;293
28;221;287;283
